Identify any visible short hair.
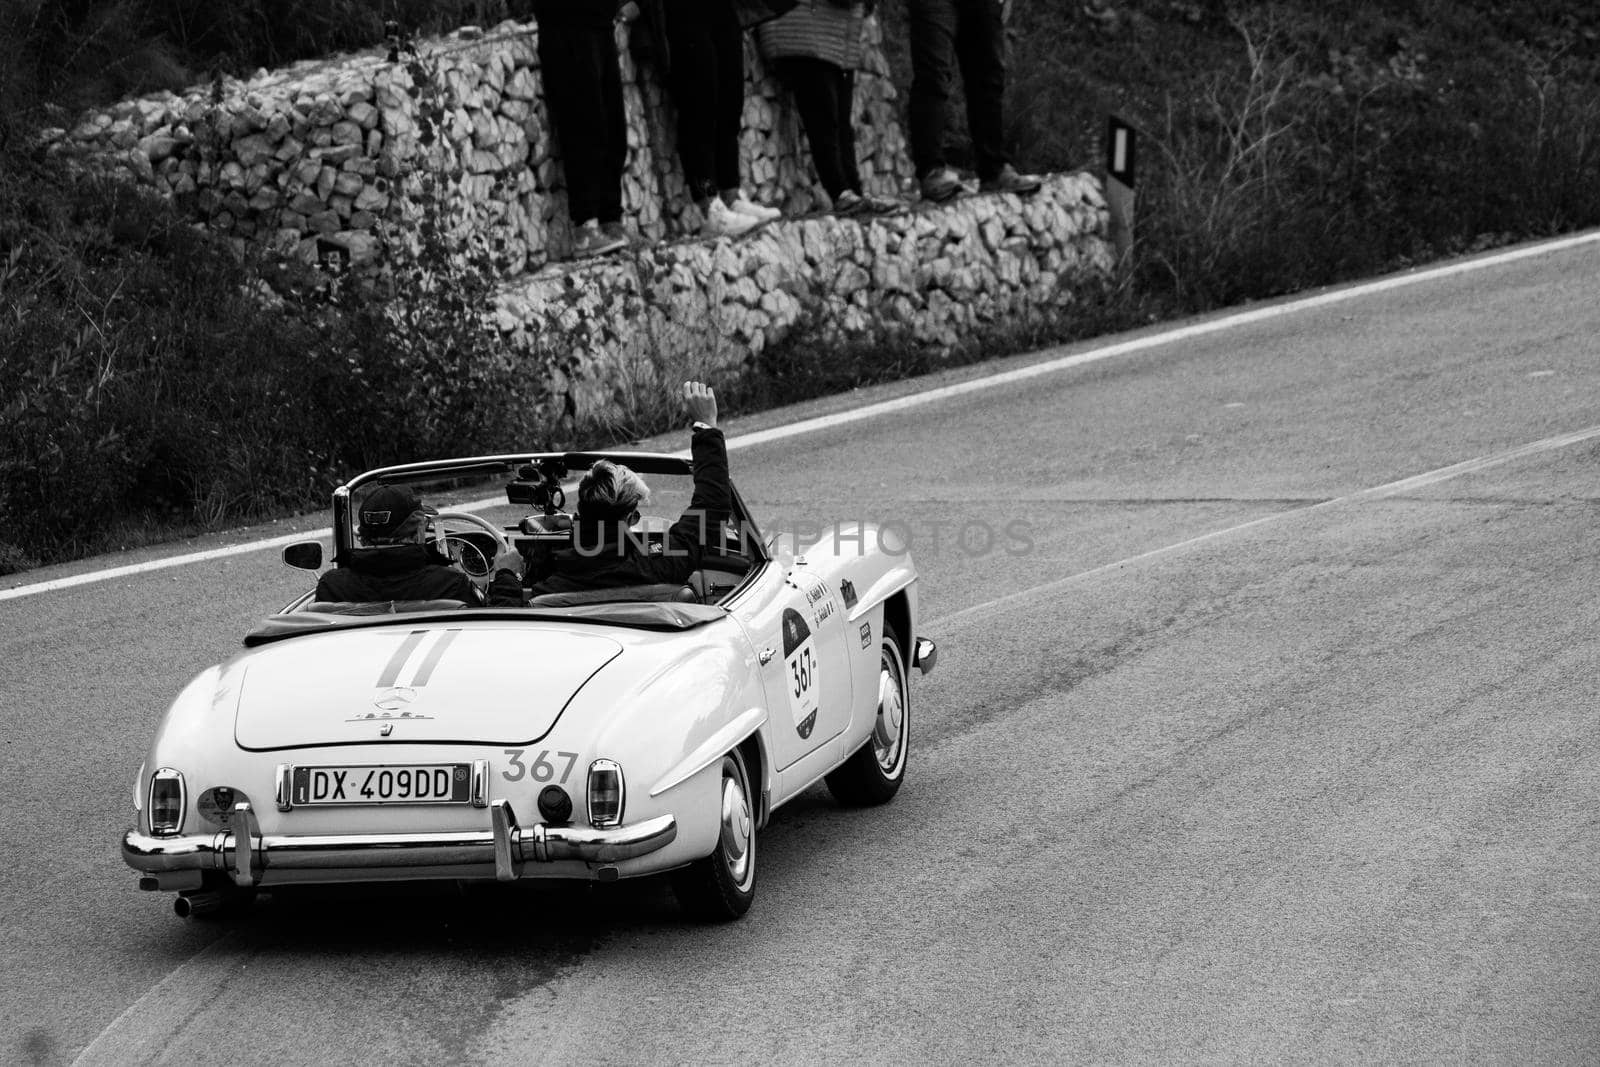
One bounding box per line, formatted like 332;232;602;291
578;460;650;520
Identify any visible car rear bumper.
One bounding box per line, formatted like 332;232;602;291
123;799;676;888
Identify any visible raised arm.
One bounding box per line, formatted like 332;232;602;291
676;380;732;537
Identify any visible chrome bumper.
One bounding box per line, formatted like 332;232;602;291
913;637;938;674
123;799;677;888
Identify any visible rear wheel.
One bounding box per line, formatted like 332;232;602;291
671;749;757;921
825;623;909;806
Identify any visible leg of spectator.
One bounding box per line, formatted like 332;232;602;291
597;22;628;226
836;68;864;195
547;26;627;226
777;57;852;202
662;0;720;202
954;0;1010;182
708;0;745;200
535;14;593;223
907;0;959;179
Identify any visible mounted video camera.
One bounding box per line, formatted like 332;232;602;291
505;458;568;515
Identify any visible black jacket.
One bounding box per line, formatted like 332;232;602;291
314;544;480;605
488;426;732;604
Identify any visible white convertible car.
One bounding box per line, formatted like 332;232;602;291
122;451;936;920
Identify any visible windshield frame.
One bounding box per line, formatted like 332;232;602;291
330;451;767;564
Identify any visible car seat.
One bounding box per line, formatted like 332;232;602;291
305;599;470;615
524;584;697;608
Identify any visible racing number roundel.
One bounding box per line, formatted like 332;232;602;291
782;608;820;739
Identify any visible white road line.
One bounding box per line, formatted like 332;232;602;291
7;228;1600;606
0;529;330;603
70;933;245;1067
929;422;1600;631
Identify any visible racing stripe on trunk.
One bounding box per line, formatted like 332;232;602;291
410;629;460;686
376;630;428;688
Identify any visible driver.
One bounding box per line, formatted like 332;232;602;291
314;484;489;605
487;381;730;604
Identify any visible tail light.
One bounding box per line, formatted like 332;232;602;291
587;760;624;828
148;768;187;836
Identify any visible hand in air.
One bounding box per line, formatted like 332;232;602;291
683;380;718;429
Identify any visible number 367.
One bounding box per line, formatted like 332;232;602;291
501;748;579;784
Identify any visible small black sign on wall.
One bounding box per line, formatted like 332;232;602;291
1104;115;1138;263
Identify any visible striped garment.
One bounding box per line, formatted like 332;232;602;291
753;0;867;70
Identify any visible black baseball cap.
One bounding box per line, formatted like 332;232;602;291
358;484;436;540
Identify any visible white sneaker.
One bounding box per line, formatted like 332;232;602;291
703;197;760;237
724;191;780;223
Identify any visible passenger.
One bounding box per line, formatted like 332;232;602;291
488;381;730;604
315;484;486;605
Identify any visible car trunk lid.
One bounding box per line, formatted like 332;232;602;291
233;624;623;749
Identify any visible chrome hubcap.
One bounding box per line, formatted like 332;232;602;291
719;772;752;886
871;651;906;774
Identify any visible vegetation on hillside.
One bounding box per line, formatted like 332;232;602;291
3;0;1600;573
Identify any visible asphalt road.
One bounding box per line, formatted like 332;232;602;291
4;236;1599;1065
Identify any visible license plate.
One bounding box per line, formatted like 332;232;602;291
290;764;472;806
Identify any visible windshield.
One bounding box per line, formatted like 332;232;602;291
321;452;760;588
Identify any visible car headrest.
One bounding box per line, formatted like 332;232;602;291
305;599;470;615
520;513;573;533
524;584;696;608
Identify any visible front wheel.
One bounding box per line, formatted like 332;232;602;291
825;622;909;806
671;748;757;921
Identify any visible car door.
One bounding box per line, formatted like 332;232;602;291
729;559;854;772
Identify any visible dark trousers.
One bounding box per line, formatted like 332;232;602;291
773;57;860;200
907;0;1009;180
534;1;627;224
662;0;744;200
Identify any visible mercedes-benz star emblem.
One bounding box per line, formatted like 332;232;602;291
374;685;418;711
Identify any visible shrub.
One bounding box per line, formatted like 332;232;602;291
0;157;339;566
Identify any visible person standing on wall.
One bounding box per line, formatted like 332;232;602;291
641;0;791;237
905;0;1042;202
533;0;632;258
755;0;900;217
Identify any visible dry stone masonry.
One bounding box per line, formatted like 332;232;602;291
495;174;1109;419
49;16;1112;420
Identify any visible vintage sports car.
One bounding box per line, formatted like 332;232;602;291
122;451;936;920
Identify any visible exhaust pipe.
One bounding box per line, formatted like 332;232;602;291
174;889;224;918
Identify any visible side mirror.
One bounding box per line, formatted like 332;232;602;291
282;541;324;570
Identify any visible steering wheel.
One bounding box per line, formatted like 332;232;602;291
429;510;511;589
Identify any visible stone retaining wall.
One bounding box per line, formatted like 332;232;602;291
496;173;1111;420
48;16;1114;425
47;17;914;272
